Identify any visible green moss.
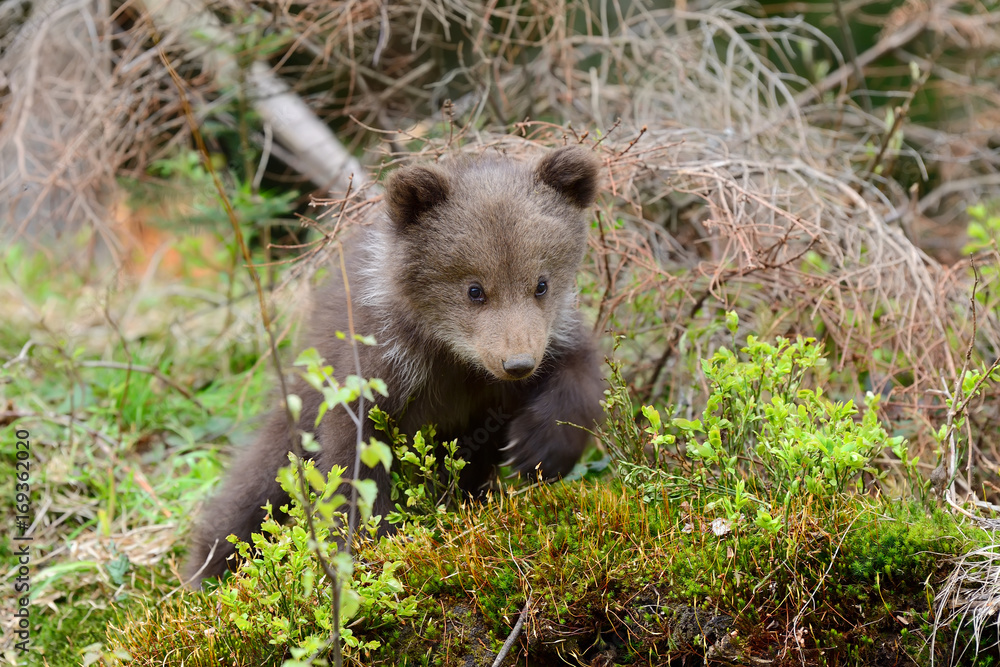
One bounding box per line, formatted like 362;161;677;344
100;465;986;666
360;481;976;665
30;602;115;665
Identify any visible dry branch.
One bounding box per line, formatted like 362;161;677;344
141;0;366;194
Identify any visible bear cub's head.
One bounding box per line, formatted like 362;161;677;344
382;146;600;382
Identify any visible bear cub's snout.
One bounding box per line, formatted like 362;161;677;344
501;353;536;379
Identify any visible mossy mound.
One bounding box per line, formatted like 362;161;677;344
107;479;981;666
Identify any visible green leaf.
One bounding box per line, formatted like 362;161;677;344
962;371;981;396
286;393;302;423
354;478;379;517
754;508;782;534
294;347;323;367
300;431;320;453
641;405;661;431
304;466;326;493
672;418;702;432
726;310;739;335
340;587;362;622
361;438;394;472
311;401;326;428
105;554;130;586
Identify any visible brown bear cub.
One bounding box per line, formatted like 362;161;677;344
185;146;605;585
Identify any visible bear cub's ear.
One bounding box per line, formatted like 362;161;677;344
536;145;601;209
386;164;451;227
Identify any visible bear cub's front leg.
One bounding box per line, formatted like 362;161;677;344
503;323;605;479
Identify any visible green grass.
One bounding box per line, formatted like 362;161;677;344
0;238;281;665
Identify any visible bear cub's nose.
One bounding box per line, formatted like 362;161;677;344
502;354;536;379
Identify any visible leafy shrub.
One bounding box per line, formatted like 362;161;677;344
198;347;469;665
606;313;919;527
370;407;468;529
204;344;407;665
213;457;418;666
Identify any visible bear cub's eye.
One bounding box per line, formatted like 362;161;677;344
535;279;548;297
468;284;485;303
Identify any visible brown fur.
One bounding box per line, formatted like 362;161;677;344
185;146;604;585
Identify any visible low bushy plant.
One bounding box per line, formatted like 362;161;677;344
163;347;469;665
606;313;919;528
213;457;418;666
370;407;468;529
